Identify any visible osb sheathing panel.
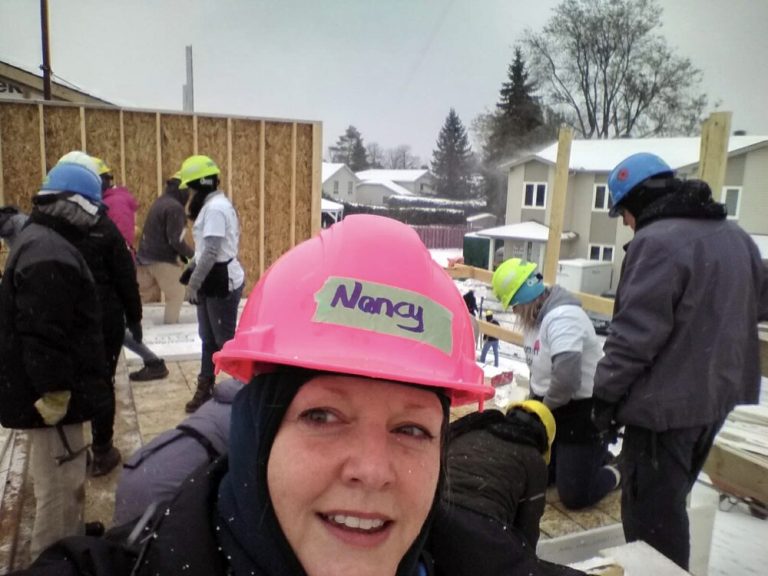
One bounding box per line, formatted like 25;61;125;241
0;104;41;211
43;106;81;171
230;118;262;292
196;116;228;188
122;111;157;228
85;108;122;181
263;122;294;270
160;114;194;181
295;123;314;244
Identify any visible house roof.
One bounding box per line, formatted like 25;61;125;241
355;169;430;183
357;179;414;196
0;59;113;106
500;136;768;173
322;162;347;183
321;198;344;212
475;221;577;242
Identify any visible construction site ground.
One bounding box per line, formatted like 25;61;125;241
0;303;765;574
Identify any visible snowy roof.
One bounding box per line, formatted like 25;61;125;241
357;179;415;196
467;212;496;222
751;234;768;260
475;221;578;242
501;136;768;173
355;169;430;182
321;198;344;211
322;162;346;183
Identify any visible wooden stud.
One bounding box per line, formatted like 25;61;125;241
310;122;323;236
697;111;732;196
79;106;86;150
0;112;4;205
193;115;198;155
543;125;573;285
156;112;162;197
227;117;233;200
259;120;266;276
119;110;126;184
290;122;297;247
38;103;46;178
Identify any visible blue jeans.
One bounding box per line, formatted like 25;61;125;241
554;439;616;510
197;284;243;379
480;340;499;366
123;329;159;363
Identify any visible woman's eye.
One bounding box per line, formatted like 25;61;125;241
298;408;339;425
395;424;434;440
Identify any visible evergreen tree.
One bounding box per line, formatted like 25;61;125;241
329;125;370;172
431;109;474;200
484;48;548;164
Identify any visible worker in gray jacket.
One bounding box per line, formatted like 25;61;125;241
113;378;244;525
592;152;768;570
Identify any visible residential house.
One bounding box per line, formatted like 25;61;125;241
500;136;768;288
356;169;434;195
322;162;359;202
0;59;112;105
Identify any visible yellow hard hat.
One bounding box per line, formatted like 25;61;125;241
179;155;220;187
505;399;556;463
91;157;112;176
492;258;544;309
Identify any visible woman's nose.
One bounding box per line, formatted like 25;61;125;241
340;426;396;489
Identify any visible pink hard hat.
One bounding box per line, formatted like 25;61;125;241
215;215;492;406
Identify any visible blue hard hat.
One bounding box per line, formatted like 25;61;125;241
608;153;673;217
40;162;103;205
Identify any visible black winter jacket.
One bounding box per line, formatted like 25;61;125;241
136;191;194;265
0;213;110;429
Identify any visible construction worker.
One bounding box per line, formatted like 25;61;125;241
0;205;28;250
480;308;500;366
492;258;619;510
0;158;111;558
429;401;584;576
592;153;768;570
178;155;245;413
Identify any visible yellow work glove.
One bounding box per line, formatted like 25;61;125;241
34;391;71;426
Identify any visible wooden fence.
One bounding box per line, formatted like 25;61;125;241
411;224;467;249
0;100;322;292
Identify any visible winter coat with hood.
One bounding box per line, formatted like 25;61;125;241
12;371;440;576
102;186;139;248
594;180;768;431
0;205;110;429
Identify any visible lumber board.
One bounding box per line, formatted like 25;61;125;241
703;442;768;503
543;126;572;284
697;111;731;195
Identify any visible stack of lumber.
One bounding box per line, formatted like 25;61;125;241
703;405;768;506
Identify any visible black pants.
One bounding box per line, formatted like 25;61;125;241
91;311;125;449
620;422;722;570
554;439;616;509
429;504;585;576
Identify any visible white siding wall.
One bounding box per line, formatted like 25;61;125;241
322;168;358;202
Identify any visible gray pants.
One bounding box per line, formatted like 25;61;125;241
28;425;87;559
197;284;243;379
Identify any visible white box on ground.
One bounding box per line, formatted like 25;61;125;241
556;259;613;295
538;482;718;576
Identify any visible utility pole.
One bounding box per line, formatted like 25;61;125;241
40;0;52;100
182;45;194;112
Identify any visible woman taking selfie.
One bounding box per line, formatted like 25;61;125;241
13;215;491;576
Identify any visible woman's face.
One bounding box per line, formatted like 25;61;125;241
267;374;444;576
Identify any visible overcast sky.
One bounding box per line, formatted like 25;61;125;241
1;0;766;163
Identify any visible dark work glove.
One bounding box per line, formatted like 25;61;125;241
179;254;189;265
127;321;143;344
592;398;620;443
179;266;193;285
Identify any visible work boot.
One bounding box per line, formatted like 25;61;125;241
90;443;122;477
185;375;215;413
129;359;169;382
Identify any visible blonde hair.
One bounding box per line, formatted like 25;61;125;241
513;288;550;331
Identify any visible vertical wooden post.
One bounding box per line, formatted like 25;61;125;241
155;113;162;197
311;122;323;236
119;110;126;184
259;120;266;276
192;115;198;155
698;111;732;196
0;112;4;205
226;117;233;201
79;107;86;151
38;103;46;177
290;122;297;247
542;125;573;285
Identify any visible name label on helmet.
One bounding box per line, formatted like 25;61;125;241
314;277;453;354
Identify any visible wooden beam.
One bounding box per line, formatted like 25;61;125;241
311;122;323;236
445;263;493;284
290;122;297;247
38;103;46;177
79;106;86;150
543;126;573;284
155;112;162;197
259;120;266;276
697;111;731;194
478;318;524;346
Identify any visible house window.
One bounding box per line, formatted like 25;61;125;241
333;181;339;196
593;184;613;212
523;182;547;208
722;187;741;219
347;181;353;195
589;244;614;262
